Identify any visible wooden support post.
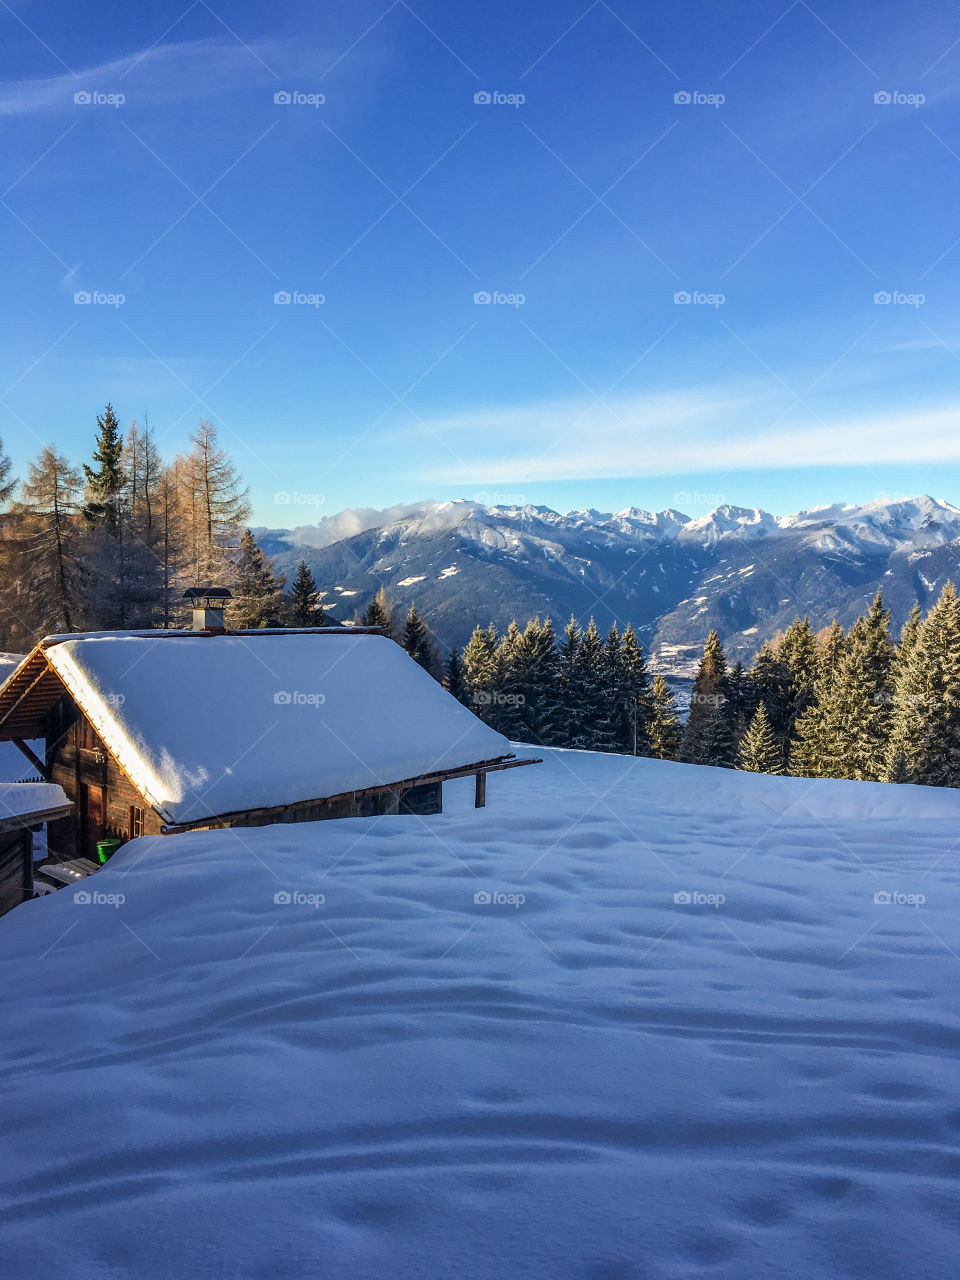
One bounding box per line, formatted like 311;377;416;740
20;829;33;903
474;772;487;808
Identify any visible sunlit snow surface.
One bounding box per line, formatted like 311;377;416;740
2;748;960;1278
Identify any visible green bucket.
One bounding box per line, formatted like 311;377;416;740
96;838;124;865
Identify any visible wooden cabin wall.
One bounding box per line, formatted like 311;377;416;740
0;828;31;917
45;695;163;860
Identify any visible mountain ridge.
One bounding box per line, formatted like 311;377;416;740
254;495;960;671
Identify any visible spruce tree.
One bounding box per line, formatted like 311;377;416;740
400;603;440;676
680;630;727;764
444;646;468;705
558;616;584;744
619;623;653;754
746;641;792;742
887;583;960;786
488;621;528;737
738;705;784;774
574;619;609;749
231;529;287;628
648;674;682;760
521;617;563;746
789;621;845;777
289;559;326;626
83;404;124;532
462;622;499;717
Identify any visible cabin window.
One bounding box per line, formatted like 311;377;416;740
129;806;144;838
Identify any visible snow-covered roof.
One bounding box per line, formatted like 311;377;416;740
0;782;70;831
41;633;508;826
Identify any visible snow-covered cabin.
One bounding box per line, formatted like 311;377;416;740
0;629;525;862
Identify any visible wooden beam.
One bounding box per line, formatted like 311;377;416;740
13;738;49;780
20;830;32;902
475;772;486;808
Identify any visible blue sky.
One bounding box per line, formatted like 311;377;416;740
3;0;960;525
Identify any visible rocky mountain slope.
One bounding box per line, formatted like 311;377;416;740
255;496;960;669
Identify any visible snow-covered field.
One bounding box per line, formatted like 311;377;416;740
2;749;960;1278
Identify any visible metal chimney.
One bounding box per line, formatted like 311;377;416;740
183;587;232;634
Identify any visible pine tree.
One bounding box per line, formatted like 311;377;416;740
816;601;893;781
444;646;468;705
288;560;326;626
574;619;610;749
746;641;792;742
462;622;499;717
680;630;727;764
789;620;846;777
361;586;395;638
83;404;124;533
400;603;440;675
558;616;585;744
778;615;819;742
230;529;287;628
647;674;682;760
487;621;527;737
737;705;784;774
520;617;563;746
887;583;960;786
618;623;653;754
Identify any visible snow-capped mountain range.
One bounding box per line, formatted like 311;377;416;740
255;495;960;670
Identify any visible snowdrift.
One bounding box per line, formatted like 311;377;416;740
1;749;960;1278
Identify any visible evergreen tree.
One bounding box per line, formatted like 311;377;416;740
746;641;792;741
816;600;893;781
361;586;395;638
230;529;287;628
400;603;440;676
82;404;124;532
647;674;682;760
487;620;528;737
737;705;784;774
288;559;326;626
520;617;563;746
887;583;960;786
789;620;846;777
462;622;499;717
444;646;468;705
680;630;727;764
557;616;585;744
618;623;653;754
573;619;610;749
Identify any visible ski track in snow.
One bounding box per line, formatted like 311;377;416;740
2;749;960;1278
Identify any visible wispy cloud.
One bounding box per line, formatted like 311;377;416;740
0;38;292;116
410;384;960;483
